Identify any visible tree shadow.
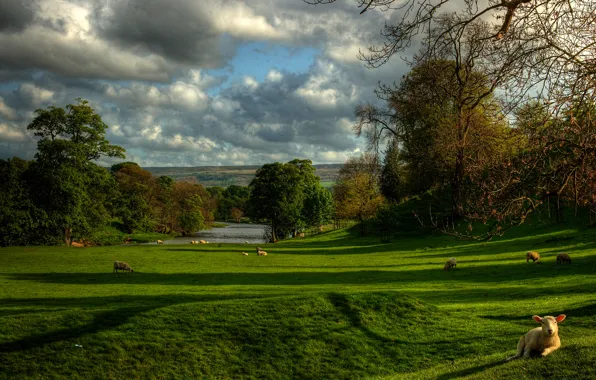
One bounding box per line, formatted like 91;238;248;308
480;302;596;322
435;359;506;379
0;293;280;354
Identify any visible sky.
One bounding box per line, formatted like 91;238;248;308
0;0;415;167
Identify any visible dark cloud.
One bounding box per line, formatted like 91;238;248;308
91;0;233;68
0;0;36;32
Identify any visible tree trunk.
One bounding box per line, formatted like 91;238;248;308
64;227;72;246
451;149;465;219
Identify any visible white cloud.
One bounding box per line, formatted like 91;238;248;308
266;70;283;82
0;97;17;120
18;83;54;106
0;123;28;142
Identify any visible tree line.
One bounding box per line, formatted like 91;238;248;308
0;99;336;246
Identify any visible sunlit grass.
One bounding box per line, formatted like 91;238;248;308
1;224;595;379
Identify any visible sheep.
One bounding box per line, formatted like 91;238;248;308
526;251;540;263
255;246;263;253
556;252;571;264
113;261;134;274
443;257;457;271
199;240;207;244
71;241;85;248
258;250;268;256
506;314;566;361
190;241;196;244
299;232;305;238
245;241;249;244
242;252;249;256
157;240;164;244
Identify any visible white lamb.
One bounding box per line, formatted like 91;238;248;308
506;314;566;361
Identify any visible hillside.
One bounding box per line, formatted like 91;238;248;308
144;164;342;188
1;224;595;379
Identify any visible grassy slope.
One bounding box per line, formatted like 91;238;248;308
0;224;595;379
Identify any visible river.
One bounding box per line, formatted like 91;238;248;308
160;222;267;244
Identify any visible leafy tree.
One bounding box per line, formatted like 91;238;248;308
26;99;124;244
333;155;384;235
0;158;47;246
112;163;156;233
380;139;406;203
248;159;320;242
172;181;206;235
302;185;334;230
230;207;244;223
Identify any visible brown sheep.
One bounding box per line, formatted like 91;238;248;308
71;241;85;248
506;314;566;361
556;252;571;264
526;251;540;263
443;257;457;271
113;261;134;274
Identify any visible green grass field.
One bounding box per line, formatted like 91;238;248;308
1;224;595;379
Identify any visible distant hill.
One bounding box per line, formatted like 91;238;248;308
144;164;342;188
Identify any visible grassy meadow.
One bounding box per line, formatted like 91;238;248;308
1;224;596;379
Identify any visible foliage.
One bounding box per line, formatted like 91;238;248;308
333;154;384;235
380;139;406;202
248;159;325;242
0;158;47;246
25;99;124;245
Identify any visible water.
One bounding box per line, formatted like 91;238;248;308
160;223;267;244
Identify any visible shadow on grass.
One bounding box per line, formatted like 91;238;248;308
0;293;278;353
480;303;596;322
435;359;506;380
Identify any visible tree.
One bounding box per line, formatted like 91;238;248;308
112;163;156;233
230;207;244;223
380;139;406;203
302;185;334;230
248;159;320;242
333;155;384;235
171;181;207;235
26;99;125;244
0;158;47;246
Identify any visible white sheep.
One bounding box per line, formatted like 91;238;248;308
506;314;566;361
156;240;164;244
443;257;457;271
113;261;134;274
199;240;207;244
258;250;268;256
242;252;249;256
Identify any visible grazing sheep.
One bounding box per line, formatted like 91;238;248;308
526;251;540;263
506;314;566;361
113;261;134;274
556;252;571;264
443;257;457;271
245;241;249;244
242;252;249;256
157;240;164;244
199;240;207;244
258;250;268;256
71;241;84;248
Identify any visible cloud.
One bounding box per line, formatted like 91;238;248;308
0;0;421;166
0;0;36;32
0;97;17;120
